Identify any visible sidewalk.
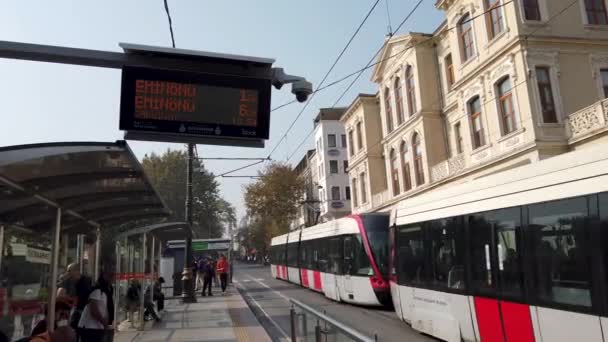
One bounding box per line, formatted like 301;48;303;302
114;286;271;342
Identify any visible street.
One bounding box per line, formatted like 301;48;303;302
233;262;436;342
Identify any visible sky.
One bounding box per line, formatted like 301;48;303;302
0;0;444;219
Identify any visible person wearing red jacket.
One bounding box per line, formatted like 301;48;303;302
216;255;229;294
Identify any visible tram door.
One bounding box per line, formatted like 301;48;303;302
342;236;355;299
469;208;534;342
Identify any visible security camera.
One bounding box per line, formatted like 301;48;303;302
271;68;313;102
292;80;313;103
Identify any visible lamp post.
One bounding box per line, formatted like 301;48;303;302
182;143;197;303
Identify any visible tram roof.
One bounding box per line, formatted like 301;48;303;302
0;140;170;234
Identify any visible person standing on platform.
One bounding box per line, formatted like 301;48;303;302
195;257;204;291
216;255;229;295
77;271;114;342
201;259;215;297
57;263;92;332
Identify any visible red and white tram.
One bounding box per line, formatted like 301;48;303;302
389;145;608;342
270;214;391;306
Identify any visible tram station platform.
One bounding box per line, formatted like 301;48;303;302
114;286;271;342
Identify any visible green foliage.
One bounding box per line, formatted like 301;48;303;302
241;162;305;254
141;148;235;239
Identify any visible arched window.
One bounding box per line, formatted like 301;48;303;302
468;96;485;148
400;141;412;192
384;88;394;132
390;149;400;196
497;77;516;135
395;78;405;125
406;66;417;115
459;14;475;62
412;133;425;186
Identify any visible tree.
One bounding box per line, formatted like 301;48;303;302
243;162;305;253
141;148;235;238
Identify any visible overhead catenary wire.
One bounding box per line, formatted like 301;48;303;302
266;0;382;160
163;0;176;48
284;0;563;163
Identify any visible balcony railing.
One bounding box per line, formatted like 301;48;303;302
431;153;466;183
568;98;608;143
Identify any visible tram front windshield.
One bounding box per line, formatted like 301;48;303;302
364;215;390;277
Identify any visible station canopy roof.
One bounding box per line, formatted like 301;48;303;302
0;140;171;234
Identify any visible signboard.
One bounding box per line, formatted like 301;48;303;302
327;149;340;156
192;241;230;251
331;201;345;209
120;66;271;146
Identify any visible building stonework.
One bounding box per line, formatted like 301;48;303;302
345;0;608;213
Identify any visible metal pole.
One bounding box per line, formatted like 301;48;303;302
76;234;83;272
94;226;101;280
48;208;62;333
150;236;155;303
182;143;196;303
290;306;297;342
114;241;121;329
139;233;147;330
0;225;4;273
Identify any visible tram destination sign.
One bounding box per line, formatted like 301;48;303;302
119;66;271;145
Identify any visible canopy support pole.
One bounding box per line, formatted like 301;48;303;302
48;208;62;333
139;232;147;331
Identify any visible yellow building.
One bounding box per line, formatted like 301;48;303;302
344;0;608;213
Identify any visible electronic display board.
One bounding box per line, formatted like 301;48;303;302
119;66;271;143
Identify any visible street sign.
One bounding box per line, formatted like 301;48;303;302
119;66;271;147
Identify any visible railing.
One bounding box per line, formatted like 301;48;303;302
289;299;377;342
431;153;466;183
568;98;608;142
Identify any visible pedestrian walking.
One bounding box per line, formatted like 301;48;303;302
216;255;229;294
77;271;114;342
201;258;215;297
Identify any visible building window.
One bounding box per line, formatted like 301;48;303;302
601;69;608;98
343;160;349;173
523;0;541;20
360;172;367;203
395;77;405;124
319;189;325;202
445;54;455;89
485;0;504;39
319;164;324;178
329;160;338;174
469;96;485;148
454;122;463;154
497;77;517;135
406;66;417;115
352;178;358;207
585;0;608;25
345;186;351;200
413;133;425;186
356;121;363;151
348;131;355;156
341;134;347;148
400;141;412;192
536;66;558;123
331;186;341;201
328;134;336;148
390;149;400;196
384;88;394;133
316;139;322;154
459;14;475;62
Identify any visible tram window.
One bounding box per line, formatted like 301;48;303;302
287;243;299;267
318;239;329;273
328;237;343;274
599;193;608;300
428;218;466;290
470;208;523;297
311;239;320;270
397;225;429;285
354;235;373;276
300;242;307;268
529;196;592;307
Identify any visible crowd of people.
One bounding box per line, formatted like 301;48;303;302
0;255;230;342
193;254;229;296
